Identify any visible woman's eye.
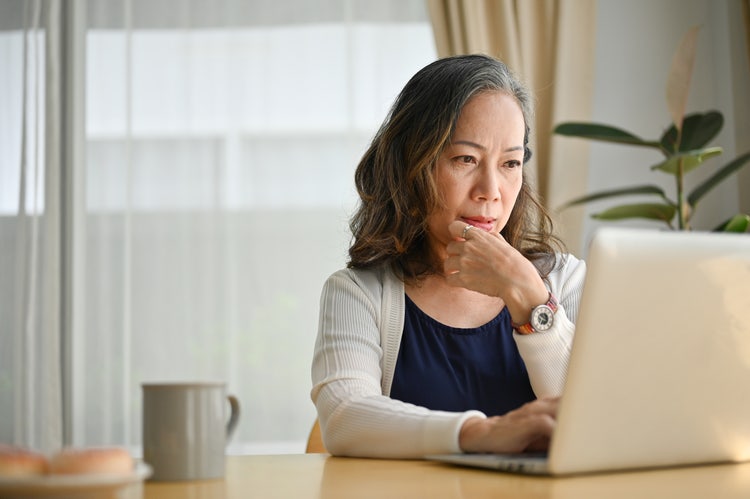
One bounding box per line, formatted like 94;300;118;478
456;155;476;164
505;160;522;169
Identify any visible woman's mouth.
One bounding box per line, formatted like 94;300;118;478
461;218;495;232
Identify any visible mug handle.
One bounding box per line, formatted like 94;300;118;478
226;395;240;443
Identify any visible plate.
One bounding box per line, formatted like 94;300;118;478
0;461;152;498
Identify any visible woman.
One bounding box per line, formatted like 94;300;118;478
311;54;586;458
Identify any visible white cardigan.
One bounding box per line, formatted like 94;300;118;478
310;254;587;458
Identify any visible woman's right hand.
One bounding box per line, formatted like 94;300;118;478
458;397;559;454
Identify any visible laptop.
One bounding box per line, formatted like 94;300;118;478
427;226;750;475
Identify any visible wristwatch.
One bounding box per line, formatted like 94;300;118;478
511;292;558;335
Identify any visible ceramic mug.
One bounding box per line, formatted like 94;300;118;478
142;382;240;481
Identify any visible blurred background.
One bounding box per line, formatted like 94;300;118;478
1;0;748;455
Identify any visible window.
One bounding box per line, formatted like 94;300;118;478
0;0;436;453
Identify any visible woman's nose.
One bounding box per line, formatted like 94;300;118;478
474;167;501;201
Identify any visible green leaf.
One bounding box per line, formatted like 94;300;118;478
554;123;662;149
592;203;676;223
688;150;750;206
560;185;668;209
659;111;724;153
650;146;723;174
680;111;724;150
713;214;750;233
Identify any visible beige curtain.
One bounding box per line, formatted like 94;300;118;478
427;0;596;252
740;0;750;216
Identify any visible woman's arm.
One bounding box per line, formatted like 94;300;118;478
513;254;587;397
310;269;483;458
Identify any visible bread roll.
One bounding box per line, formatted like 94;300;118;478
49;447;133;475
0;444;49;477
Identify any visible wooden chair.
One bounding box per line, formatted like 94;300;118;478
305;419;327;453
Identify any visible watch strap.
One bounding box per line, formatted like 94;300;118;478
511;292;558;335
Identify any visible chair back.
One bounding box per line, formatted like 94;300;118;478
306;419;326;453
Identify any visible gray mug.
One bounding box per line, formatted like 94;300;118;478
142;382;240;481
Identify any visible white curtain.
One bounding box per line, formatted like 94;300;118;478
1;0;436;454
0;0;64;454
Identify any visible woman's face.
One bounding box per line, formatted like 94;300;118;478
427;91;526;259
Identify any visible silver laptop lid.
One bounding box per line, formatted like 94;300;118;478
549;227;750;475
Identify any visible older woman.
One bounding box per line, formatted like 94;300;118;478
311;54;586;458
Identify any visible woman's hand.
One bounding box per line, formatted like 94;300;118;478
459;397;559;453
443;220;549;325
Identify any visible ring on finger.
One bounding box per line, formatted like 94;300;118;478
461;224;473;239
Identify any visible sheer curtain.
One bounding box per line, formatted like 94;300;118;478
0;0;64;454
1;0;436;454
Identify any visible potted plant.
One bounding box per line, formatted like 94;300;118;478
553;26;750;232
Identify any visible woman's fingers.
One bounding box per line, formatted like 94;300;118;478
448;220;477;240
443;220;549;314
459;398;560;454
444;223;509;295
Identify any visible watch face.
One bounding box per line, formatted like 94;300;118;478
531;304;555;332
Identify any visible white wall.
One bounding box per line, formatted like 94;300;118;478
578;0;749;253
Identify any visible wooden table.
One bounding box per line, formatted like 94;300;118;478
139;454;750;499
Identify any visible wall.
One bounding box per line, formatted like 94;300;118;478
578;0;749;253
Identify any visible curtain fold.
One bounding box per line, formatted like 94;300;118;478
426;0;597;252
738;0;750;215
5;0;64;453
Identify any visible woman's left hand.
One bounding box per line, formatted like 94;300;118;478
443;220;548;323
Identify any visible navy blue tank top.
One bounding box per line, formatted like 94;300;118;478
390;294;535;416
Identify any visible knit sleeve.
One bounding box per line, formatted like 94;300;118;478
513;254;587;398
310;268;485;458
